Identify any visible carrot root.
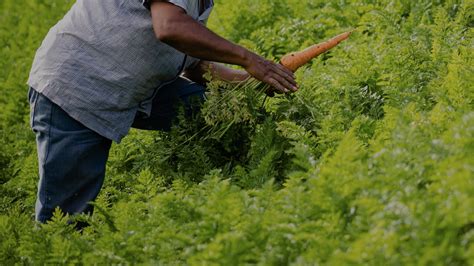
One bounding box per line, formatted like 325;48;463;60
280;31;352;72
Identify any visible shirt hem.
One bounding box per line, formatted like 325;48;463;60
27;78;129;143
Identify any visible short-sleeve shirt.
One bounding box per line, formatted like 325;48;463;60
27;0;214;142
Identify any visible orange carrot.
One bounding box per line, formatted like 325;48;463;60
280;31;352;72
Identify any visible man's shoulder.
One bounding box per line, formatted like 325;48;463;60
142;0;211;20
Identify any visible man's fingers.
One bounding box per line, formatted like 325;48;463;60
271;64;297;91
276;63;296;81
272;72;297;93
243;55;298;94
275;68;297;89
267;77;289;94
267;63;297;92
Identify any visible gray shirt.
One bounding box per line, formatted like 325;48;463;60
28;0;214;142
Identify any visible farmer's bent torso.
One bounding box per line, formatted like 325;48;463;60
28;0;213;142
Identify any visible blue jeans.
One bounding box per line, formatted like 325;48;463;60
29;78;205;222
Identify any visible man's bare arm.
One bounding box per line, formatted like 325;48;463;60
150;1;297;93
182;61;249;85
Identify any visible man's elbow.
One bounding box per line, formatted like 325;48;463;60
150;2;187;42
153;21;177;42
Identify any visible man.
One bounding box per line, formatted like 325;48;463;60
28;0;297;223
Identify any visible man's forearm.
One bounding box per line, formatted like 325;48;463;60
150;2;252;67
209;63;249;83
182;61;249;85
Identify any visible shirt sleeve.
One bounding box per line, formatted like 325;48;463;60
185;57;201;70
142;0;193;14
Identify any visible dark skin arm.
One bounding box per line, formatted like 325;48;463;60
182;61;250;85
150;1;297;94
183;61;277;96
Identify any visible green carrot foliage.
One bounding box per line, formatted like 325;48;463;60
0;0;473;264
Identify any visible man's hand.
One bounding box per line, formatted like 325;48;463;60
242;53;298;94
150;1;297;94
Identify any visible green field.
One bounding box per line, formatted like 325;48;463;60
1;0;473;264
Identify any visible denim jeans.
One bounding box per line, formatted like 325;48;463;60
29;78;206;222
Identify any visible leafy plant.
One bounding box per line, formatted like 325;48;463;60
0;0;473;265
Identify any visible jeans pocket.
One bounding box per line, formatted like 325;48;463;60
28;87;39;130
